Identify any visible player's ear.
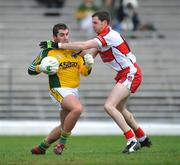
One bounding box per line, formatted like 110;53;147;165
103;20;108;26
53;35;57;42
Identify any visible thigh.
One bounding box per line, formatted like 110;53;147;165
106;82;130;107
61;95;83;112
49;87;79;110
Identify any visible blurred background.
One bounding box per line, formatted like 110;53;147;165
0;0;180;135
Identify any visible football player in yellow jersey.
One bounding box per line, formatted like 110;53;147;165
28;23;93;155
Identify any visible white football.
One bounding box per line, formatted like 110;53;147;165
41;56;59;75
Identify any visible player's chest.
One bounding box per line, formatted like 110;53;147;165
57;54;78;69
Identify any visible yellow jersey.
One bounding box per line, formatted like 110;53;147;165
28;48;91;89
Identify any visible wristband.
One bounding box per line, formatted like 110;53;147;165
58;43;62;48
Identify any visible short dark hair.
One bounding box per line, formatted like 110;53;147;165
53;23;69;36
92;11;110;24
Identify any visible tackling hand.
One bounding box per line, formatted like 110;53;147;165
39;40;58;49
84;54;94;67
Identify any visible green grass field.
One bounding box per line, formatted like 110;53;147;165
0;135;180;165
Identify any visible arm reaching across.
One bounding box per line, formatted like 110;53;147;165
39;39;99;51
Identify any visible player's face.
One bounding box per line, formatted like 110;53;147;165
92;16;108;34
54;29;69;43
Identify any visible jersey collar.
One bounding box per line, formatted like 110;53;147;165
98;25;111;36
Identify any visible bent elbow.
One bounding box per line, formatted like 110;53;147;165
28;69;34;75
28;68;38;75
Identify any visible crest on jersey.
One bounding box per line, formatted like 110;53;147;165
72;52;78;58
127;76;133;82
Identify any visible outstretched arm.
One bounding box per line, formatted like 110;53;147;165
58;39;98;50
39;39;99;51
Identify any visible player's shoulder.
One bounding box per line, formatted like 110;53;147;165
47;48;68;56
40;48;53;54
70;50;82;58
106;29;123;43
38;48;52;58
109;28;121;37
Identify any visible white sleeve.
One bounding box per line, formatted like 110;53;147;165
94;38;102;50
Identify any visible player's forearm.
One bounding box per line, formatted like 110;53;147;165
58;42;88;50
28;64;41;75
58;39;97;50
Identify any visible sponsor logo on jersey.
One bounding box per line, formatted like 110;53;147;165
59;61;78;69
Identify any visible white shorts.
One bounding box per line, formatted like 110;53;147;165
49;87;79;110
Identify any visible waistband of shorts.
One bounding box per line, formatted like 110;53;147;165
120;63;138;73
115;63;139;81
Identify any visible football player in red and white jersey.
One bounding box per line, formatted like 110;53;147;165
40;11;152;154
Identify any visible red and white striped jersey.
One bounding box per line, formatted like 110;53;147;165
94;26;136;72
